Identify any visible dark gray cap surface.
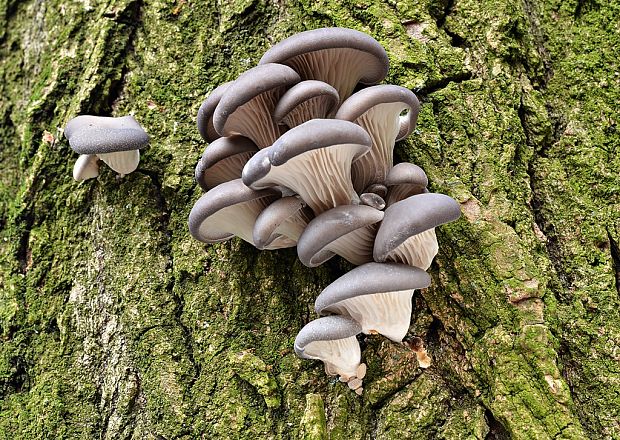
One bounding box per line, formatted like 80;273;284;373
195;136;258;191
315;262;431;314
360;193;386;210
197;81;232;142
294;315;362;359
385;163;428;187
259;27;389;85
65;115;149;154
297;205;384;267
188;178;279;243
373;193;461;262
273;80;340;123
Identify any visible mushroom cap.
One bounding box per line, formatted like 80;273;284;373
273;80;340;126
385;162;428;187
297;205;384;267
188;178;279;244
373;193;461;262
212;63;300;147
259;27;389;103
294;315;361;359
242;119;371;214
252;196;313;250
194;135;258;191
197;81;232;142
359;192;386;210
65;115;149;154
72;154;100;181
315;262;431;314
335;85;420;141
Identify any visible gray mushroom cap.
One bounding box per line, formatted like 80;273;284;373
294;315;361;359
273;80;340;127
259;27;389;102
197;81;232;142
188;178;279;244
315;262;431;314
297;205;384;267
252;196;313;250
65;115;149;154
194;135;258;191
359;193;386;210
242;119;371;215
373;193;461;263
385;163;429;205
213;63;301;148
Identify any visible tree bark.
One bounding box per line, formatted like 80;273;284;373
1;0;619;438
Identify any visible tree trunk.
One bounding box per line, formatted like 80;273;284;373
1;0;619;438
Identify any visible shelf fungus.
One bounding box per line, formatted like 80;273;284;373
188;179;280;246
242;119;371;215
297;205;384;267
65;115;149;180
259;27;389;103
273;80;339;128
374;193;461;270
213;63;300;148
194;136;258;191
252;196;313;250
336;85;420;193
315;263;431;342
197;81;232;142
294;315;363;381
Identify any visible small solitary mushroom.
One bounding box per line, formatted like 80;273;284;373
213;64;300;148
242;119;371;215
259;27;389;102
273;80;339;128
296;205;384;267
294;315;362;381
385;162;428;206
188;178;280;246
194;135;258;191
252;196;314;250
315;262;431;342
196;81;233;142
65;115;149;179
373;193;461;270
72;154;100;181
335;85;420;193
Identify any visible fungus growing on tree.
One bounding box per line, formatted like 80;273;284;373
273;80;339;128
242;119;371;215
197;81;232;142
315;263;431;342
252;196;313;250
65;115;149;179
259;27;389;102
213;63;300;148
72;154;100;181
385;162;428;206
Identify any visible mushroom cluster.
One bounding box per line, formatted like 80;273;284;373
189;28;461;395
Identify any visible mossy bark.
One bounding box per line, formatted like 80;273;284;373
1;0;619;438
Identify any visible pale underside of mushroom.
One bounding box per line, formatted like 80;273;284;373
252;145;362;215
73;154;100;181
97;150;140;176
303;336;361;379
255;206;312;250
286;48;382;103
351;102;407;193
324;289;415;342
220;92;283;149
318;223;378;266
196;197;273;245
199;151;255;190
384;228;439;270
279;95;337;128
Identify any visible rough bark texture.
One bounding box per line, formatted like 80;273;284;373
1;0;619;438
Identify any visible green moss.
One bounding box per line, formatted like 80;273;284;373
299;393;327;439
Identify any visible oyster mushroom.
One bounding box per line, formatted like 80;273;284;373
259;27;389;102
273;80;339;128
65;115;149;177
373;193;461;270
72;154;100;181
188;178;280;246
315;262;431;342
197;81;232;142
385;162;428;206
213;63;300;148
294;315;362;380
297;205;384;267
335;85;420;193
252;196;314;250
242;119;371;215
194;135;258;191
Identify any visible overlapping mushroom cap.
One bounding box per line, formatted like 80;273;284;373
194;136;258;191
197;81;232;142
273;80;340;128
385;162;428;206
315;263;431;342
259;27;389;102
252;196;313;250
